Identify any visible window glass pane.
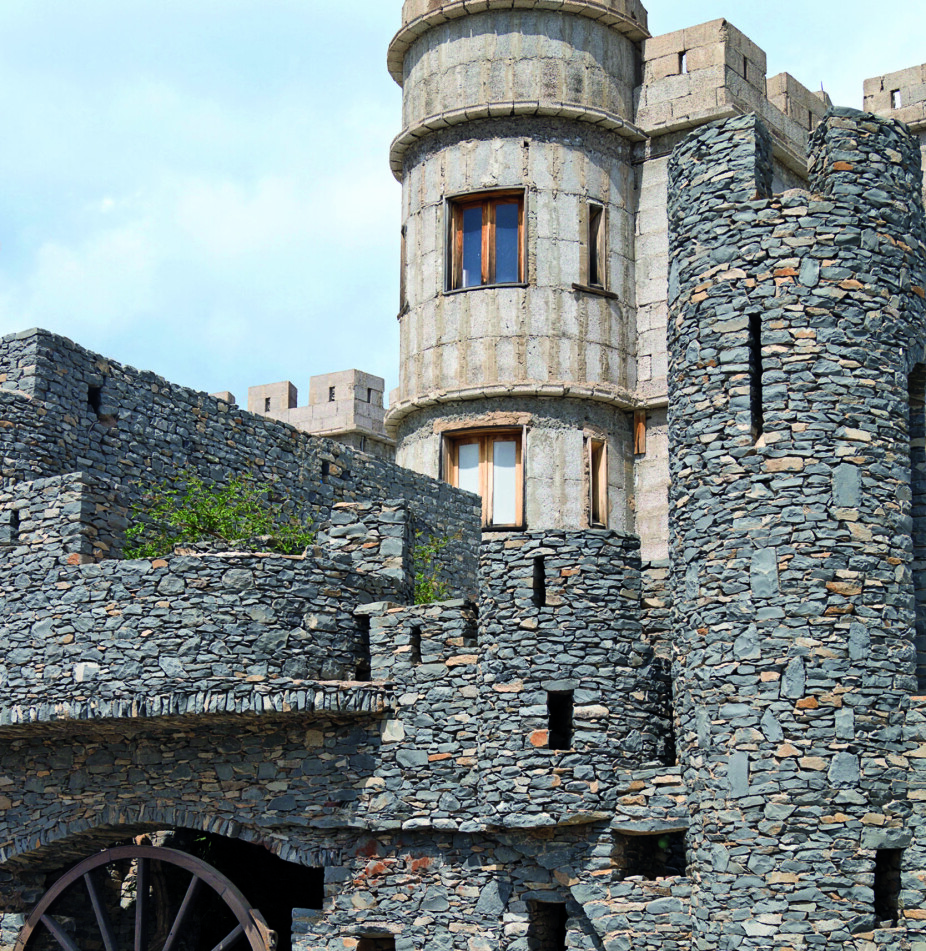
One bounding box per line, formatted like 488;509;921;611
492;439;518;524
457;442;481;496
462;206;483;288
495;202;520;284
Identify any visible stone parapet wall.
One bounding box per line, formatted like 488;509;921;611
667;109;926;947
0;480;417;727
0;329;482;598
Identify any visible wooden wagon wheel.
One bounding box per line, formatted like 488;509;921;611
15;845;277;951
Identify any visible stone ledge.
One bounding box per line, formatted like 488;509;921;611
390;101;646;180
0;681;394;733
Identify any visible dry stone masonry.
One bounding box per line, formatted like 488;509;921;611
4;2;926;950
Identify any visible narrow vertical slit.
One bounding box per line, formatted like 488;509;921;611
909;367;926;690
410;625;422;666
874;849;902;928
355;615;372;682
547;691;573;750
532;556;546;608
749;312;764;442
679;51;688;75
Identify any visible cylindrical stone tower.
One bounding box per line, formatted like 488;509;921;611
385;0;649;531
667;110;926;947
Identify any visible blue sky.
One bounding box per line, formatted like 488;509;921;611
0;1;922;406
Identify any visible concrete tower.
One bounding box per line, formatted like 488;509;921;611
386;0;649;533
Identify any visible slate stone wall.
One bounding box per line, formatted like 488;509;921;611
0;329;482;599
668;109;926;948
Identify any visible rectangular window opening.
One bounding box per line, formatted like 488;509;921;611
749;312;764;442
808;109;814;130
355;615;372;682
329;386;336;402
587;204;606;288
1;508;20;547
527;902;568;951
449;191;524;290
547;691;573;751
359;436;367;453
532;556;547;608
445;429;524;528
612;831;688;880
87;385;103;416
588;438;608;527
679;51;688;75
874;848;903;928
357;939;396;951
892;89;903;110
742;54;749;79
264;397;272;413
410;625;422;666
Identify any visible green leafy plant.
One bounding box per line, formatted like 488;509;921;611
413;530;453;605
124;469;314;559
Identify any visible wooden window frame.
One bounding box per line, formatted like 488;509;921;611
444;428;525;529
587;437;608;528
448;190;525;291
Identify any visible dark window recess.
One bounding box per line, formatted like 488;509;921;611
874;849;903;927
357;939;396;951
749;312;764;441
321;461;331;479
742;54;749;79
528;902;568;951
612;831;688;880
355;615;372;682
679;51;688;75
547;691;573;750
87;385;103;416
892;89;903;110
410;625;422;666
1;509;20;546
532;556;547;608
359;436;367;453
264;397;271;412
329;386;336;402
910;366;926;692
656;659;677;767
462;614;478;649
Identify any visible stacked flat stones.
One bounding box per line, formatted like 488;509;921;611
668;109;926;948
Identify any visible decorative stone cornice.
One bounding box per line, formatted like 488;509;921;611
390;101;646;180
385;381;649;435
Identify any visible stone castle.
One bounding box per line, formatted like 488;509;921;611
2;1;926;949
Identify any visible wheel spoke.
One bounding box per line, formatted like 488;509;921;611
39;916;81;951
209;924;245;951
161;875;202;951
134;858;149;951
84;872;119;951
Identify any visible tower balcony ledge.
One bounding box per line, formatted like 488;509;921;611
390;101;646;180
385;381;640;435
